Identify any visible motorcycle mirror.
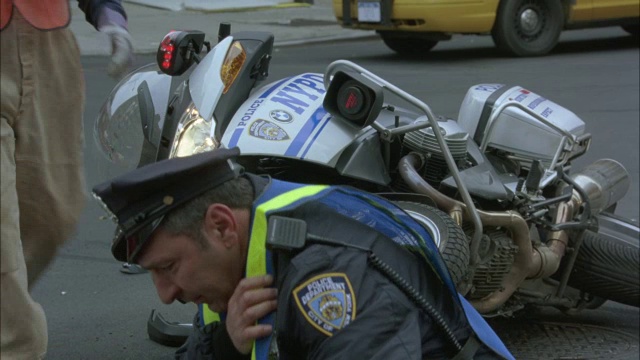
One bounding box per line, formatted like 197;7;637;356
323;70;383;129
157;30;206;76
218;23;231;43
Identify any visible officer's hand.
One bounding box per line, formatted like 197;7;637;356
226;274;278;355
99;25;134;79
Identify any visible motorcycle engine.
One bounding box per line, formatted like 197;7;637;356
402;118;471;185
465;227;519;300
400;118;520;301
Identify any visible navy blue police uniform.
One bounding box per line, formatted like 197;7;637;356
92;147;514;360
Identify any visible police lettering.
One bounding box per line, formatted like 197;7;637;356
238;99;264;126
528;97;546;110
301;277;346;305
475;84;503;92
271;74;326;115
514;93;528;102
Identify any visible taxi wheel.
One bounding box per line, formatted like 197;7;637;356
379;32;439;56
491;0;564;57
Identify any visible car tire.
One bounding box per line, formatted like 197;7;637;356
491;0;564;57
379;31;439;56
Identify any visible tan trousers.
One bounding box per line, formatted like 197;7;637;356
1;10;86;360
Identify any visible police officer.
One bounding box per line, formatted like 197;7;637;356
92;147;514;360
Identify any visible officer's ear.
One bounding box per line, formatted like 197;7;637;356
203;203;237;247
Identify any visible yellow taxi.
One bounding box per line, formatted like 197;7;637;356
333;0;640;56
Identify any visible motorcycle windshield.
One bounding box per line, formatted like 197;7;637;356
94;64;172;169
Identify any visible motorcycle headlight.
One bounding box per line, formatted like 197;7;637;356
169;103;219;158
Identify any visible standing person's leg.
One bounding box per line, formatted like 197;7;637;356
0;12;48;360
1;9;86;359
12;13;87;287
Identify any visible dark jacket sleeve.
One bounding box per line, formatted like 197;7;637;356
77;0;127;29
174;312;249;360
272;204;473;360
276;242;427;359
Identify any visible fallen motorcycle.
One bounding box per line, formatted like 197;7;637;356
95;24;639;344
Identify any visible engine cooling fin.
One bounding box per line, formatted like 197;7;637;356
402;118;469;185
465;227;518;300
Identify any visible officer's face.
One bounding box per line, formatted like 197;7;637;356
138;205;249;312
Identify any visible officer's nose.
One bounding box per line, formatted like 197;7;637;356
153;274;180;304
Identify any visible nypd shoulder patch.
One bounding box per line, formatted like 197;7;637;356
293;273;356;336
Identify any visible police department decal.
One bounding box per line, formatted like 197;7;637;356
248;119;290;141
269;109;293;123
293;273;356;336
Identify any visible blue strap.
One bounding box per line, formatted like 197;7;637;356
318;187;457;295
318;187;514;359
458;295;514;359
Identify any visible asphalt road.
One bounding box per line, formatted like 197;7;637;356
32;27;638;359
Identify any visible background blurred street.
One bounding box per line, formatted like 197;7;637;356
31;1;640;359
70;0;372;55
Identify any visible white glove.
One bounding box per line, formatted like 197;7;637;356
99;25;134;79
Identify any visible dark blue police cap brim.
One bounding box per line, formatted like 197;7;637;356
92;147;243;262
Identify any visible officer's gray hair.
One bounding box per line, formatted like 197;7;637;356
160;176;254;246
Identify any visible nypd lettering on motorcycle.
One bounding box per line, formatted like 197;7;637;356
222;73;360;164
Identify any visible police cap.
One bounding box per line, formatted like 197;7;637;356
92;147;243;263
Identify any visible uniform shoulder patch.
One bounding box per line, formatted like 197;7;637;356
293;273;356;336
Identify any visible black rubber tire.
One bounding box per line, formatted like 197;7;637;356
393;201;470;289
491;0;564;57
565;230;639;307
379;32;439;56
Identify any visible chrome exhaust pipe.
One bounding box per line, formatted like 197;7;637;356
397;154;632;313
399;153;534;312
569;159;630;215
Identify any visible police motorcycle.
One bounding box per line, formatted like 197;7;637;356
95;24;639;346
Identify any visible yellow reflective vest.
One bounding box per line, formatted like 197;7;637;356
200;178;329;360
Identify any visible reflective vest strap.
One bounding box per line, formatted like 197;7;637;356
247;184;329;278
458;294;515;360
200;180;329;360
200;304;220;326
329;188;457;296
248;183;329;360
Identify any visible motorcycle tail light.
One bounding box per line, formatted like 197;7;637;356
323;70;383;129
220;41;246;94
159;37;175;70
156;30;204;76
337;81;367;118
